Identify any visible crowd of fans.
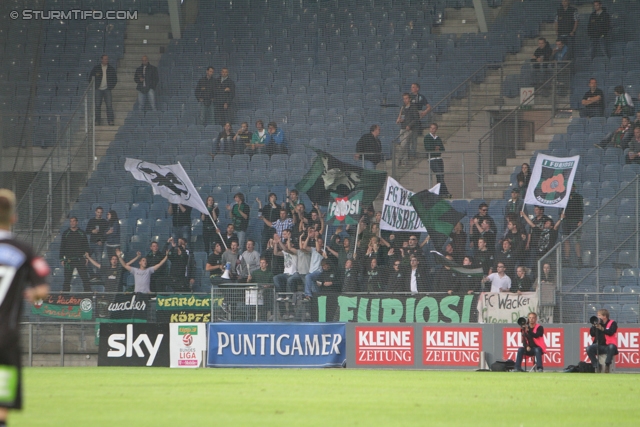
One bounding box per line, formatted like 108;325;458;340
59;178;586;304
64;1;638;304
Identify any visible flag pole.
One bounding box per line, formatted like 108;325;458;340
323;223;329;253
209;213;228;250
353;220;360;260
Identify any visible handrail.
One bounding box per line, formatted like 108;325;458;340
427;63;490;123
543;176;640;294
15;79;95;211
476;60;573;148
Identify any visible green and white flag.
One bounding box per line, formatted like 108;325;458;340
295;149;386;207
524;154;580;209
326;190;363;225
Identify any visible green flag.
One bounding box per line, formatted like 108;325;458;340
431;251;484;277
326;190;363;225
409;190;465;251
295;149;387;207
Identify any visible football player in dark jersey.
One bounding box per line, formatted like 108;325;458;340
0;189;50;426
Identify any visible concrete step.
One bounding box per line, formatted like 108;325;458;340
487;174;511;183
522;141;550;151
118;59;163;68
469;189;506;199
497;165;517;175
94;128;119;140
112;101;137;111
534;133;554;143
125;45;166;55
443;8;478;20
506;156;533;167
542;125;570;134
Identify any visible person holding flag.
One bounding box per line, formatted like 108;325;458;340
124;158;226;249
227;193;250;251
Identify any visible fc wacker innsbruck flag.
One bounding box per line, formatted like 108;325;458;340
524;154;580;209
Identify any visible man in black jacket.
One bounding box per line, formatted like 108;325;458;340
402;255;430;294
134;55;159;112
214;67;236;125
88;54;117;125
423;123;450;197
166;237;196;292
354;124;383;167
396;93;421;164
555;0;579;46
587;0;610;58
147;241;168;292
60;217;91;292
195;66;216;126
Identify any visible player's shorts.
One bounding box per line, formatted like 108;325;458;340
0;348;22;410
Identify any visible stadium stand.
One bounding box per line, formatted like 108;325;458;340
1;0;639;323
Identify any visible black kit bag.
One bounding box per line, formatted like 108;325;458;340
490;359;515;372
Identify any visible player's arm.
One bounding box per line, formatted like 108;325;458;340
24;256;51;302
24;283;50;303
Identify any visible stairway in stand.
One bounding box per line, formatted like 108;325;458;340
93;13;171;160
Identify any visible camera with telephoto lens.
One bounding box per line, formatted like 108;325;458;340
517;317;527;327
589;316;602;326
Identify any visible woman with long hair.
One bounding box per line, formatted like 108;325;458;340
517;163;531;191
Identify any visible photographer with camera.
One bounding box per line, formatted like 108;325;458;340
586;309;618;373
514;312;546;372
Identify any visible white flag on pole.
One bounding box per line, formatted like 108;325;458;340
523;154;580;209
124;158;209;215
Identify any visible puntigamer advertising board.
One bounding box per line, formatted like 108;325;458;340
207;323;346;368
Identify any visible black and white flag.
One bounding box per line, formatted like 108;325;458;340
124;158;209;215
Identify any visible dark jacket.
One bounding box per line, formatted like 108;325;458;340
532;43;553;62
167;245;196;281
89;63;117;90
215;77;236;106
134;63;159;93
355;132;382;164
400;103;421;132
195;75;216;106
587;8;610;39
399;265;430;293
60;228;90;260
86;217;109;244
146;250;168;276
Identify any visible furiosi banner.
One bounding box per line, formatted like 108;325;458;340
315;294;479;323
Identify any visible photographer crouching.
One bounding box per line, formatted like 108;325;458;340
586;309;618;373
514;312;546;372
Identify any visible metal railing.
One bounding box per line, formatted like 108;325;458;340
538;176;640;323
476;61;573;182
390;147;482;199
12;80;96;254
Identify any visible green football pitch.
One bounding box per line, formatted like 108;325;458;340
9;368;640;426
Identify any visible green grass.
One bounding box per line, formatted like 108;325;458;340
10;368;640;426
